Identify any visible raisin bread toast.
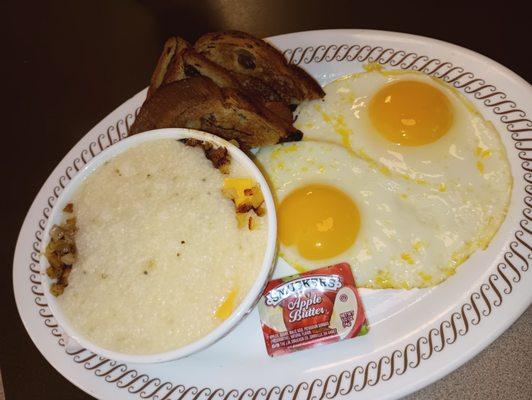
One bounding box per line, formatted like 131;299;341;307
194;31;324;104
135;31;323;147
146;36;296;125
152;38;293;122
130;76;302;148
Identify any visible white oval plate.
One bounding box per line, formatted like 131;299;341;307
13;30;532;400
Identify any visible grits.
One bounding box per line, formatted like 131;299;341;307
57;139;268;354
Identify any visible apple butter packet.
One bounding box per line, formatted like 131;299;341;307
258;263;368;357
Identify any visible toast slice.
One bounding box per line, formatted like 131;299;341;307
148;37;295;125
180;49;294;123
130;77;302;148
194;31;325;104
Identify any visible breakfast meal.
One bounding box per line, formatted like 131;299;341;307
42;30;513;359
49;138;268;354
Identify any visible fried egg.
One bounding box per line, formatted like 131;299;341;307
295;69;510;195
256;140;510;288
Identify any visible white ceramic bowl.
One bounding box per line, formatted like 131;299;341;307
40;128;278;363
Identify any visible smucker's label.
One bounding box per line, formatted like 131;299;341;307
258;263;368;357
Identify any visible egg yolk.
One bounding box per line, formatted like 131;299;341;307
369;80;453;146
278;184;360;260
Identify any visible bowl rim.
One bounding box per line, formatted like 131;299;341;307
39;128;278;363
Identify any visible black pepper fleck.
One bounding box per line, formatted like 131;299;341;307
143;271;148;275
181;240;186;244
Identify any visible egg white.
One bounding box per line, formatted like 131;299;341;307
295;70;511;199
256;141;511;289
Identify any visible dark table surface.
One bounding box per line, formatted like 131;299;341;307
3;1;531;399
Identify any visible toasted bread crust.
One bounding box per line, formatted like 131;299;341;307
160;38;190;85
194;31;324;104
130;77;300;148
148;37;190;99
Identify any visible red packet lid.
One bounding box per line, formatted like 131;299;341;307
258;263;368;357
